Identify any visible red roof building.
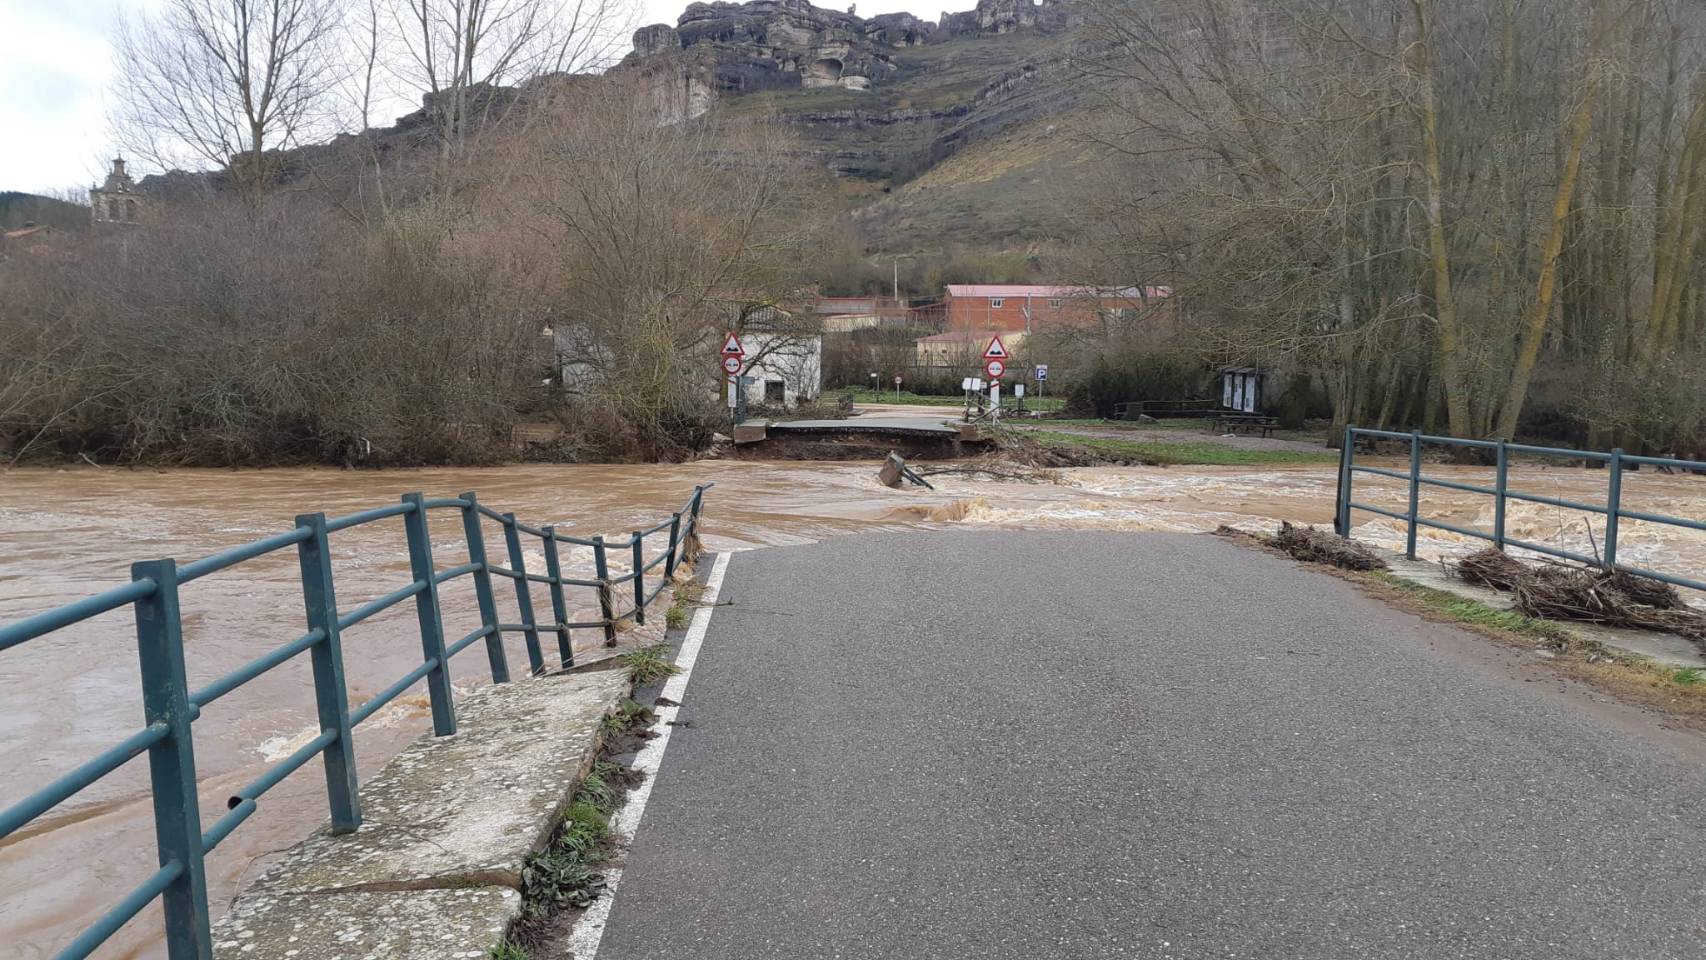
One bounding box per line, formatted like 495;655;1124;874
942;284;1170;335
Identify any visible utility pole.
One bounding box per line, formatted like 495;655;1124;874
889;254;912;309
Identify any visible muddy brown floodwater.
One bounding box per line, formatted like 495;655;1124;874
4;458;1705;958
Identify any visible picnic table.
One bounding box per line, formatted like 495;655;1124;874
1114;399;1221;420
1211;413;1279;437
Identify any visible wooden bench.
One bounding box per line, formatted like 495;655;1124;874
1113;400;1219;421
1212;413;1278;437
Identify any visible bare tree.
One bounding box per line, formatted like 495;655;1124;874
386;0;636;173
502;75;826;451
1073;0;1706;447
114;0;344;206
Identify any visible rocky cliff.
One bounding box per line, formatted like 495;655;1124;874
624;0;1076;95
620;0;1094;249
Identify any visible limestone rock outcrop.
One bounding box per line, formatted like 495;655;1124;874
627;0;898;93
939;0;1070;38
624;0;1072;94
865;12;932;47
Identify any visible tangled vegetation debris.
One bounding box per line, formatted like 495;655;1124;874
1448;548;1706;642
1269;522;1389;571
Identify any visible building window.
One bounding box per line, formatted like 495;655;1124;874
990;298;1005;308
125;199;138;221
1048;298;1063;308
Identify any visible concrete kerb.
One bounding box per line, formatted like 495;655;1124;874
210;558;717;960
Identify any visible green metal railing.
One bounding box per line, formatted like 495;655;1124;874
0;484;710;960
1336;427;1706;591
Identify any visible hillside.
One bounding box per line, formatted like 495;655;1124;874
622;0;1105;252
99;0;1107;257
0;192;88;232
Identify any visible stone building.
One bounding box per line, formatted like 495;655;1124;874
90;158;145;225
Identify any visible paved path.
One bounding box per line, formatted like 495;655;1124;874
595;532;1706;959
768;417;957;436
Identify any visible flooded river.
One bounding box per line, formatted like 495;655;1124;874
4;457;1705;958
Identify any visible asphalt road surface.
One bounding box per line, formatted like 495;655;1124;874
594;532;1706;959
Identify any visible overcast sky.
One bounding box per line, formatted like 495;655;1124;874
0;0;965;196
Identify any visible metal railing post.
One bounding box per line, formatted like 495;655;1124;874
1406;430;1422;561
631;532;647;626
400;494;455;736
460;492;510;684
541;527;574;669
593;535;617;646
130;559;213;960
686;485;706;563
1334;427;1353;537
1494;439;1509;552
665;512;683;580
1605;448;1625;569
502;514;546;675
292;515;361;832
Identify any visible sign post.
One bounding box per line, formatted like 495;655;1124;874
1034;363;1048;405
982;336;1009;420
894;375;902;402
720;333;746;419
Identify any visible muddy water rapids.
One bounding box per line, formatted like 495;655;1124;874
4;454;1706;958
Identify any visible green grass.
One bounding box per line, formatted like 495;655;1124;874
1032;418;1200;431
489;942;530;960
1024;418;1330;443
665;601;689;630
1673;667;1705;685
619;644;681;684
517;759;628;920
599;698;654;738
1020;430;1339;466
1370;573;1570;642
845;387;1064;411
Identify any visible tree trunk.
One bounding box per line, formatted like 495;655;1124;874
1492;0;1610;441
1409;0;1473;438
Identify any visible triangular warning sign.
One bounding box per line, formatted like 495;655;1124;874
983;336;1010;360
720;332;745;356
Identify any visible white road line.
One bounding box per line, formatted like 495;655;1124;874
566;550;732;959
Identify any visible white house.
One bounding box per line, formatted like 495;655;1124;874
734;333;822;408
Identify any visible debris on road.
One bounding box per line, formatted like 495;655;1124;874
1270;522;1389;571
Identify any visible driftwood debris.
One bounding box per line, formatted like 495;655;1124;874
1271;522;1389;571
1449;547;1706;641
1276;525;1392;569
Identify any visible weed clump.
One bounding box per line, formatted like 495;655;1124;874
600;698;654;738
1271;522;1388;571
665;602;688;630
620;644;681;684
